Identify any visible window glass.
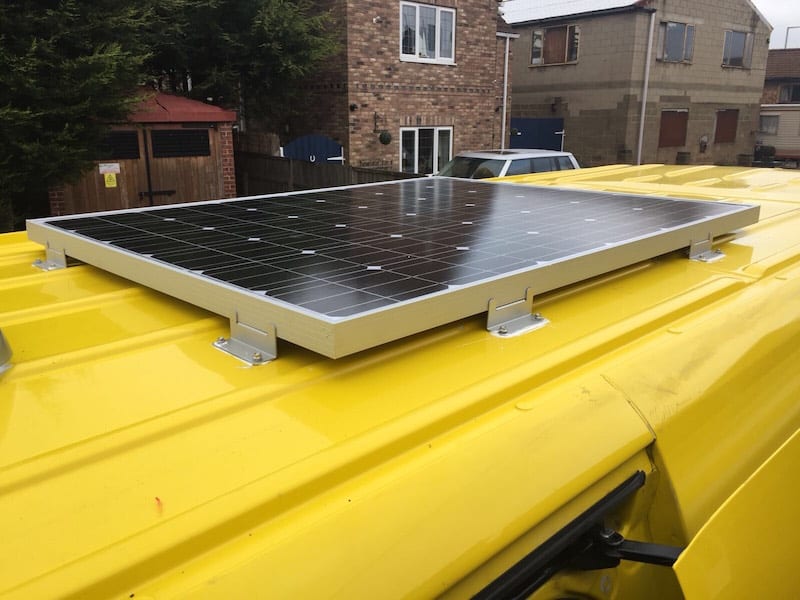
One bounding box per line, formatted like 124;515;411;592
779;84;800;103
400;127;452;174
401;5;416;55
437;129;451;170
557;156;576;170
685;25;695;60
401;130;416;173
417;128;434;173
566;25;580;62
439;11;454;59
471;160;505;178
723;31;752;67
505;159;532;176
419;6;436;58
400;3;455;63
759;115;779;135
663;22;694;62
96;130;140;160
151;129;210;158
532;157;556;172
531;30;543;65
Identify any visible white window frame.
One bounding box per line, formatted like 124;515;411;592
400;2;456;64
657;21;695;63
722;30;753;68
399;127;452;174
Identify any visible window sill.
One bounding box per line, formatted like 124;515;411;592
400;56;456;66
529;61;578;68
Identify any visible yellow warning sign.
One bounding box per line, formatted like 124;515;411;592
104;173;118;188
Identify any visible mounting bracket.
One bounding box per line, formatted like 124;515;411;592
213;311;276;365
571;527;683;570
688;236;724;263
33;245;68;271
487;288;548;337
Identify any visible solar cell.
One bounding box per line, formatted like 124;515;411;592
27;178;759;359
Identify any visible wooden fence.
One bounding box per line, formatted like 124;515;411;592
235;152;417;196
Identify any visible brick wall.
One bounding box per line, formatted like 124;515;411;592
48;187;66;217
290;0;507;171
219;123;237;198
510;0;771;166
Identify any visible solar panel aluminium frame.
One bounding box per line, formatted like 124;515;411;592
26;178;759;359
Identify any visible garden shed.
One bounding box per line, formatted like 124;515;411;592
49;90;237;216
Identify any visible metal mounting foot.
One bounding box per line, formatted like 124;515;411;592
487;288;549;337
213;312;277;365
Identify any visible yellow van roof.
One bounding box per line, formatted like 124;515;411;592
2;165;800;598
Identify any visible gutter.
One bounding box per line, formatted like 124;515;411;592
505;4;653;28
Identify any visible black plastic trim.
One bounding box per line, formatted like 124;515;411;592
473;470;646;600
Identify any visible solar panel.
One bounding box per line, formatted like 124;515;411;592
27;178;759;360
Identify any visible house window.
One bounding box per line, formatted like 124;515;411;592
658;22;694;62
400;2;455;64
714;109;739;143
759;115;779;135
779;84;800;103
400;127;452;174
658;110;688;147
531;25;580;66
722;30;753;68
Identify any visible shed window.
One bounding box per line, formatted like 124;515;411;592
658;22;694;62
151;129;210;158
714;109;739;143
97;130;140;160
722;30;753;68
658;110;688;147
531;25;580;66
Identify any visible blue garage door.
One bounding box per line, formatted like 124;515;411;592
510;118;564;151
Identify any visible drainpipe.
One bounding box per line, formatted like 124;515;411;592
636;10;656;165
497;31;520;150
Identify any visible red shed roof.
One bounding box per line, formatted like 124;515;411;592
129;91;237;123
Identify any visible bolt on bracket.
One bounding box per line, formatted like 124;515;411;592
33;246;69;271
688;236;725;263
487;288;548;337
213;312;276;365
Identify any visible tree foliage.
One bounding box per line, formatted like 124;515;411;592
147;0;338;122
0;0;151;228
0;0;336;230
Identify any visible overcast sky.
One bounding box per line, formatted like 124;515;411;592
751;0;800;48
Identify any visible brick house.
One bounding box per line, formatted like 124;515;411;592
286;0;516;174
500;0;771;166
759;48;800;165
